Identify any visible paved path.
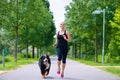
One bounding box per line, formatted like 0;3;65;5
0;56;120;80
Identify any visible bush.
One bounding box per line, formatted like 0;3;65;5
106;52;120;63
5;57;11;62
20;53;32;58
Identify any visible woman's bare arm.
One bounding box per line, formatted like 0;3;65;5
53;32;58;47
63;31;71;42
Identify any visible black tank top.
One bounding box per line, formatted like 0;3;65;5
56;30;68;49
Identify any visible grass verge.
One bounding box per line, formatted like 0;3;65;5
69;57;120;77
0;55;38;70
99;67;120;77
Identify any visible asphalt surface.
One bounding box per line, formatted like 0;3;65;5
0;56;120;80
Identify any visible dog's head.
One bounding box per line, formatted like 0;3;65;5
40;54;50;65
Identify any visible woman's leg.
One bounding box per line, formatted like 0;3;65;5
56;48;62;73
61;48;68;77
61;63;66;76
57;60;61;73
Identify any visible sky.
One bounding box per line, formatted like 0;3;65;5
48;0;72;31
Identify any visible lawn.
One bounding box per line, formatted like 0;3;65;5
0;55;38;70
99;67;120;77
69;57;120;77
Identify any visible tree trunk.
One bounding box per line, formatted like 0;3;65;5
37;48;39;58
14;0;18;62
84;43;87;60
80;42;83;59
72;45;74;57
74;43;77;58
14;26;18;62
95;26;98;62
79;43;81;59
32;46;35;58
26;44;28;60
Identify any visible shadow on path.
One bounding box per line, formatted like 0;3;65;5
45;76;83;80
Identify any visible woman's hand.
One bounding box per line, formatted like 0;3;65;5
63;35;67;41
63;31;71;42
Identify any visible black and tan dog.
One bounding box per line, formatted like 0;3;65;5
38;53;51;79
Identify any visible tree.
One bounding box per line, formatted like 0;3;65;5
65;0;117;63
108;6;120;63
1;0;55;61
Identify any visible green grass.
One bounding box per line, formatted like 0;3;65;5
100;67;120;77
69;57;120;77
0;55;38;70
69;57;120;66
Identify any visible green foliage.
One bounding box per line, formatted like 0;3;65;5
0;0;55;61
108;6;120;63
17;0;55;48
20;53;32;58
65;0;118;63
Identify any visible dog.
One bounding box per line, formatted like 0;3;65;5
38;53;51;79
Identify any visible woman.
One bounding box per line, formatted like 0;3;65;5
54;21;71;78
